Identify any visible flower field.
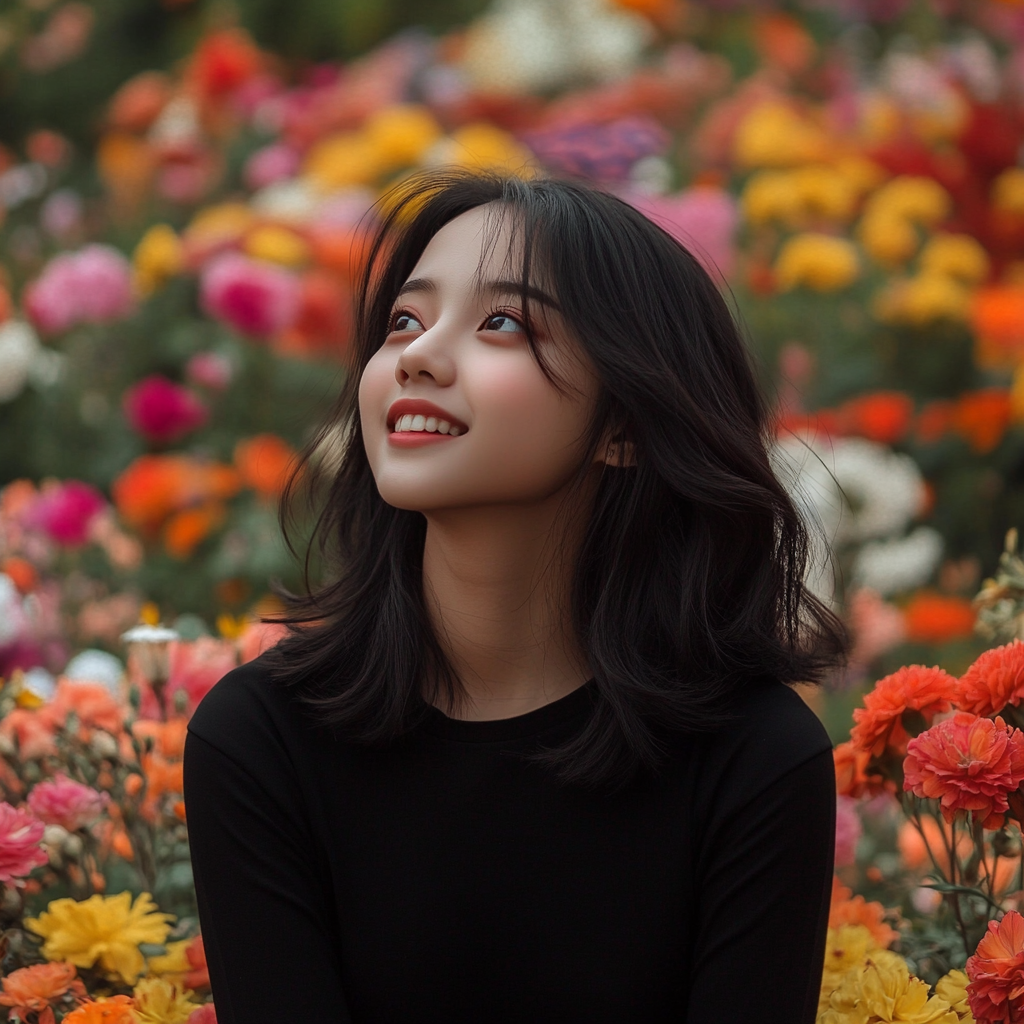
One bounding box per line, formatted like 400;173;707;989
7;0;1024;1019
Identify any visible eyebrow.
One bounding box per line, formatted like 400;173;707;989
395;277;561;312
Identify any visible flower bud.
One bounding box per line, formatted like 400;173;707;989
62;833;83;859
90;730;119;759
43;823;69;848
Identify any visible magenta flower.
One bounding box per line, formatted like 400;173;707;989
0;802;48;882
123;375;208;444
200;252;300;339
24;245;134;335
244;143;300;191
26;481;106;546
630;188;739;282
28;774;109;831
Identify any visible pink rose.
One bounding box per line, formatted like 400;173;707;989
834;795;863;868
167;637;238;715
0;801;48;881
123;375;208;444
26;480;106;546
28;773;108;831
200;252;300;339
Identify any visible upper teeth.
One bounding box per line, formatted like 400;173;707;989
393;413;462;435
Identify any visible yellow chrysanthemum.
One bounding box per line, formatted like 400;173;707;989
832;155;888;197
243;225;310;267
732;101;830;168
819;924;880;1017
774;233;860;292
429;123;536;177
858;212;921;267
146;938;191;979
742;166;857;228
859;93;902;145
933;970;974;1022
26;892;174;985
864;176;952;227
992;167;1024;215
820;950;960;1024
133;225;183;297
132;977;200;1024
872;273;972;327
183;203;254;254
304;132;385;191
741;171;804;227
792;165;859;222
918;234;990;285
364;104;443;167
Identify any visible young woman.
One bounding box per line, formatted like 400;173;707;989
183;170;848;1024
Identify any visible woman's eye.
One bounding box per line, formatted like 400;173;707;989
390;312;423;333
482;313;521;333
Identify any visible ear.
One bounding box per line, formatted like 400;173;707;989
595;431;636;468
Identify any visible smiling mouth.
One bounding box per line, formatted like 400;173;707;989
390;414;465;436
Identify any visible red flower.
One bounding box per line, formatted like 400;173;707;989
958;641;1024;718
851;665;958;757
903;712;1024;829
123;375;208;444
967;910;1024;1024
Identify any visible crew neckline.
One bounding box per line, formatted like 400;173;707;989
420;678;597;742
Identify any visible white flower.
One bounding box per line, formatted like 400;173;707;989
63;649;125;697
0;573;26;645
852;526;944;596
0;320;41;402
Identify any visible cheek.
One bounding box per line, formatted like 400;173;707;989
357;351;395;440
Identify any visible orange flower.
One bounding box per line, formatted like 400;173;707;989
829;877;898;948
0;961;85;1016
185;935;210;990
48;680;123;736
915;400;955;444
837;391;914;445
132;718;188;759
971;285;1024;368
903;592;977;644
62;995;136;1024
896;815;973;876
958;640;1024;718
834;741;892;798
951;388;1012;454
966;910;1024;1024
904;712;1024;829
234;434;297;500
851;665;958;757
162;502;226;559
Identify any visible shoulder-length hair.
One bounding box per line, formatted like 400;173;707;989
265;169;847;790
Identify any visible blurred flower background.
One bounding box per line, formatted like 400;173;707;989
7;0;1024;1019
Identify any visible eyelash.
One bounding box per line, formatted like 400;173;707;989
387;307;526;334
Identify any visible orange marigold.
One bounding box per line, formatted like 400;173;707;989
829;877;899;948
833;740;892;798
62;995;137;1024
851;665;958;757
903;711;1024;829
958;640;1024;718
0;961;85;1014
903;592;977;645
966;910;1024;1024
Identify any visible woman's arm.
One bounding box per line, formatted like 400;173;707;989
183;729;352;1023
687;747;836;1024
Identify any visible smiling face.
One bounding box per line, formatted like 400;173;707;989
358;204;606;514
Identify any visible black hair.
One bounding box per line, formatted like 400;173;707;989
265;169;848;790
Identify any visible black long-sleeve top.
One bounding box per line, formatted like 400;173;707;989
183;658;836;1024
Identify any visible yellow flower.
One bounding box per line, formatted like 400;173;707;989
864;176;952;227
820;950;960;1024
774;233;860;292
364;104;443;167
933;970;974;1022
304;132;384;191
25;892;174;985
429;123;536;176
132;977;200;1024
741;170;806;228
858;213;921;267
183;203;254;255
793;165;859;223
992;167;1024;215
243;225;310;267
918;234;990;285
133;225;183;297
860;94;902;145
872;273;972;327
820;924;880;1016
732;101;830;168
145;939;191;979
832;155;887;197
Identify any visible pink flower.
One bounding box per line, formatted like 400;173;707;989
243;143;300;191
27;774;108;831
200;252;300;339
25;481;106;546
185;352;233;391
123;375;208;444
630;188;739;282
237;620;288;664
834;795;863;868
166;637;237;715
188;1005;217;1024
25;245;133;335
0;802;47;881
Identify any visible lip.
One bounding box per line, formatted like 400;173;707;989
387;398;469;434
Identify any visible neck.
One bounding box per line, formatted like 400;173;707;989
421;482;594;721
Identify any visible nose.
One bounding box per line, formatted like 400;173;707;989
395;324;456;387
